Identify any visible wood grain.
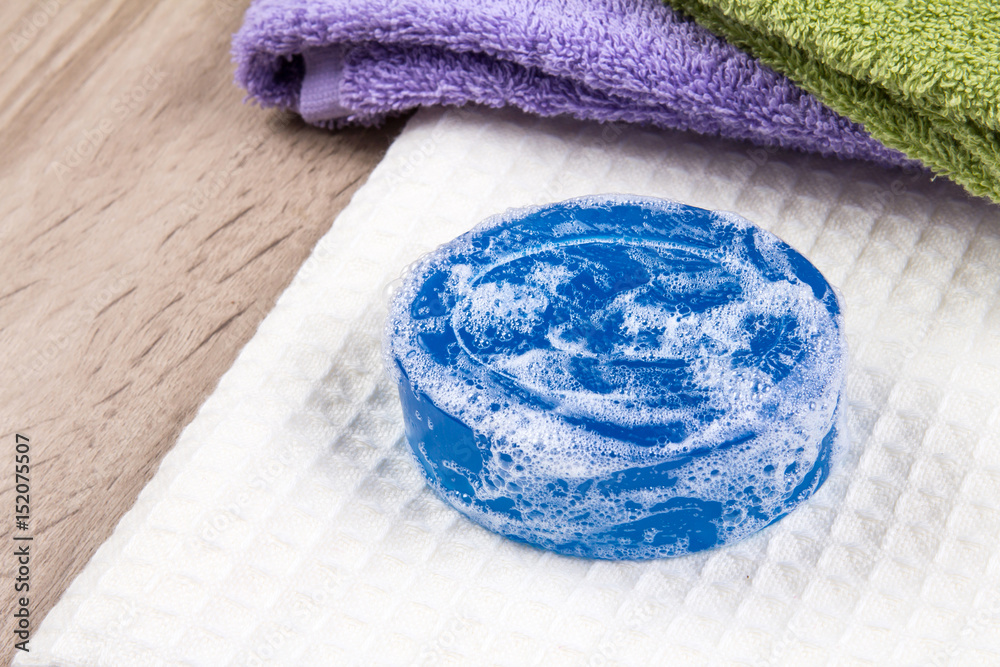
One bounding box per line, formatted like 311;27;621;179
0;1;405;661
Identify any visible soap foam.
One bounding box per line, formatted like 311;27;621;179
385;195;845;559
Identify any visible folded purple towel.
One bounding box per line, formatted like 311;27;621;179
233;0;909;166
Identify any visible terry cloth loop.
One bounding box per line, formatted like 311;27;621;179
300;46;352;123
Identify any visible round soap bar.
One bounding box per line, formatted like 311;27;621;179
384;195;845;560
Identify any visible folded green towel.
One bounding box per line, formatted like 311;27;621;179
666;0;1000;203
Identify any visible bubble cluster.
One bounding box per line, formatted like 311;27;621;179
385;195;845;559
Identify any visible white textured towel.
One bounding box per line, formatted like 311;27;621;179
17;107;1000;666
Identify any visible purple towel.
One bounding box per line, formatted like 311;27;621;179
232;0;908;166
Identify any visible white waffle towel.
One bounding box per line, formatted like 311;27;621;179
16;106;1000;666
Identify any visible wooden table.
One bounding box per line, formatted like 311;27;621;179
0;1;404;660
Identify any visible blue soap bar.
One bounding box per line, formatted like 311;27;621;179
384;195;845;560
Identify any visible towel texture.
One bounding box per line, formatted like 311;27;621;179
15;106;1000;667
232;0;909;166
666;0;1000;202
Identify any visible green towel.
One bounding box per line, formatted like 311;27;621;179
666;0;1000;203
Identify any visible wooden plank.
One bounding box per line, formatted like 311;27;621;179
0;1;405;659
